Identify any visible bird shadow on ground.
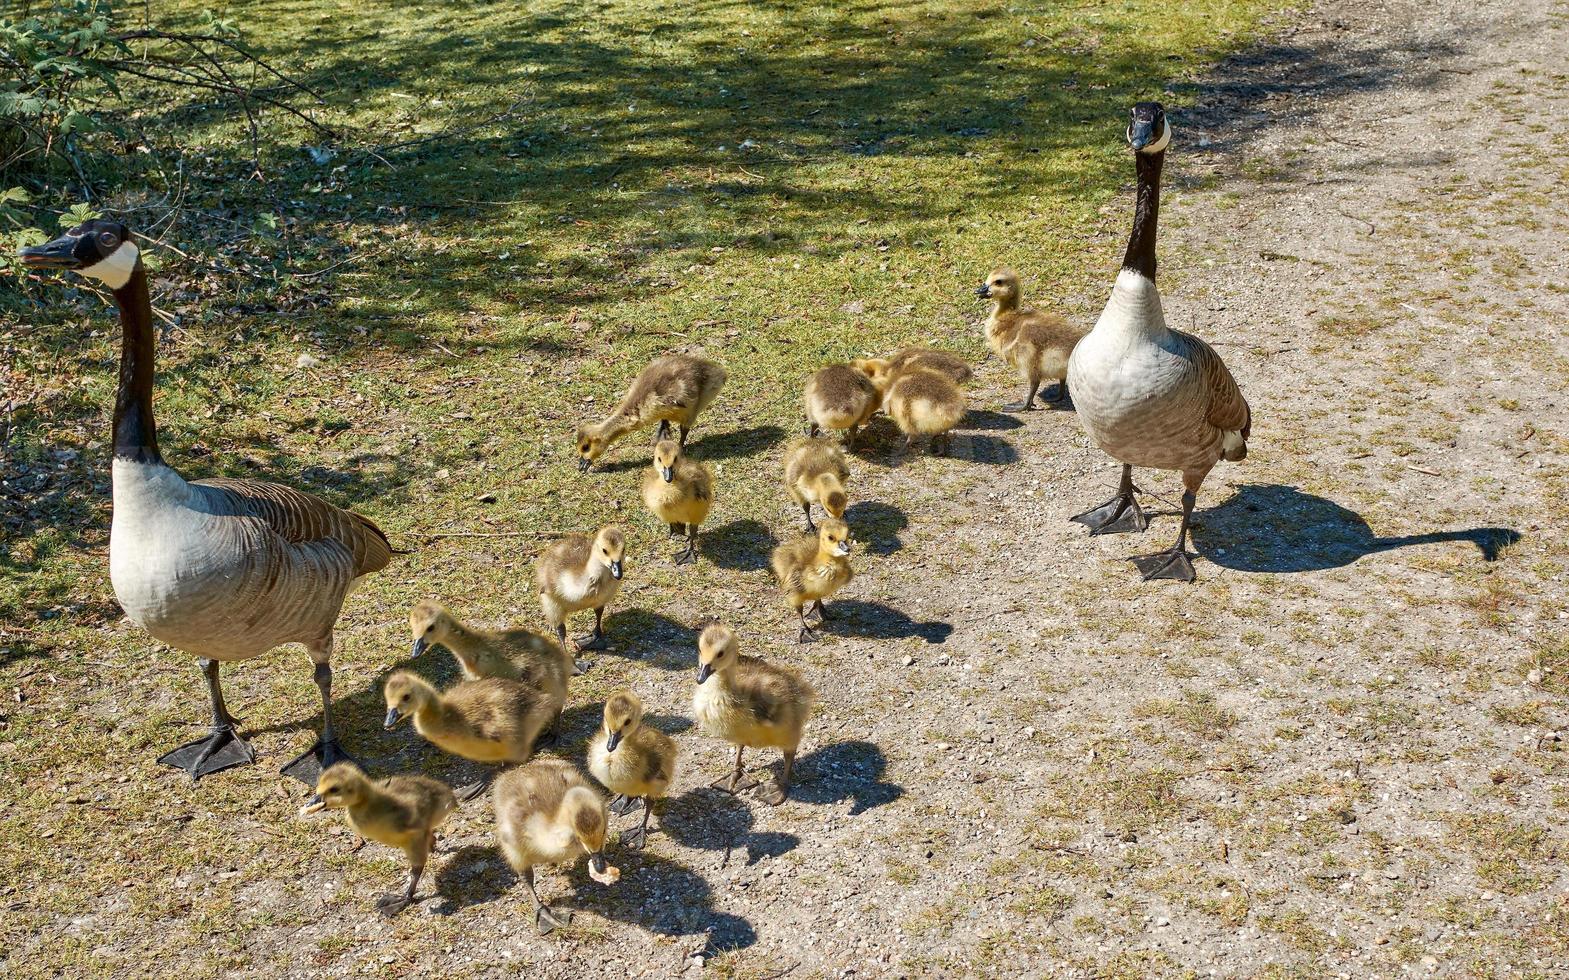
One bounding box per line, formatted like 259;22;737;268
820;599;953;644
792;740;902;815
602;609;699;668
961;409;1026;431
688;424;787;461
431;844;516;916
572;850;757;956
1192;484;1522;573
703;518;778;572
844;500;908;556
660;786;800;866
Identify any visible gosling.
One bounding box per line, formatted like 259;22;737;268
886;346;974;385
977;268;1086;410
382;670;558;796
782;436;850;532
300;761;456;917
575;354;726;471
587;690;678;849
407;600;574;741
537;526;625;663
692;623;815;805
804;363;880;449
886;367;966;455
770;517;854;643
640;439;713;565
494;757;618;934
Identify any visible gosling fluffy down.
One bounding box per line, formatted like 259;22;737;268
641;439;713;565
493;757;617;934
886;368;966;454
692;623;815;805
407;600;571;702
886;346;973;385
782;436;850;532
587;690;678;849
382;670;557;766
770;517;854;643
978;267;1086;410
575;353;726;470
804;364;880;448
536;526;625;656
300;761;456;916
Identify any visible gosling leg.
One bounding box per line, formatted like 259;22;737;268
673;524;699;565
575;607;608;653
619;797;653;849
796;606;820;644
157;658;256;781
711;745;759;793
1003;373;1041;413
375;865;422;917
802;502;817;533
524;867;572;935
656;419;671;442
753;750;796;806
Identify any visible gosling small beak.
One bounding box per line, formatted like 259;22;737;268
1128;119;1156;152
410;636;428;658
18;234;83;271
606;730;623;753
609;559;623;579
836;539;852;556
577;456;592;473
974;284;991;299
588;851;608;876
696;663;713;684
661;466;674;482
383;707;403;730
299;794;326;816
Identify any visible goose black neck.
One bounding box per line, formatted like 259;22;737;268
1120;149;1164;280
111;264;162;464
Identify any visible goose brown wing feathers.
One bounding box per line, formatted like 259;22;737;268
195;478;395;577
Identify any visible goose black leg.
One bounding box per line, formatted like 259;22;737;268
619;797;653;849
809;421;820;438
846;424;859;451
796;607;820;644
1070;464;1147;535
811;599;831;621
524;867;572;934
281;656;359;785
158;658;256;781
1130;490;1198;582
1046;378;1070;405
678;423;690;446
376;865;422;917
557;623;589;675
656;419;671;442
608;793;638;816
668;521;686;537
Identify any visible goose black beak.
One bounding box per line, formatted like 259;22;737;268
696;663;713;684
606;730;623;753
1128;119;1156;152
299;793;326;816
609;559;623;579
384;707;403;730
410;637;428;658
661;466;674;482
18;234;83;271
974;284;991;298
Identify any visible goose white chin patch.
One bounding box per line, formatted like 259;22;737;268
81;241;139;289
1140;119;1172;155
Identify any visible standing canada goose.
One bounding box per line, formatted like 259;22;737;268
382;670;558;797
494;757;619;934
536;526;625;663
640;439;713;565
885;347;974;385
770;517;854;643
587;690;678;849
976;268;1086;410
886;368;966;455
1066;103;1251;582
299;762;456;916
18;220;396;783
782;436;850;532
574;354;726;471
804;363;881;449
407;600;573;741
692;623;814;805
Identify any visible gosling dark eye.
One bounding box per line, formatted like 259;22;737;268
425;625;434;634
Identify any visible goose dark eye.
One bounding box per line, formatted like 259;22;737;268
98;231;119;248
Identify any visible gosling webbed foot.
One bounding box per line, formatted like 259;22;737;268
672;542;699;565
574;631;609;653
1045;382;1069;405
572;658;590;675
619;825;649;850
1130;547;1197;583
158;724;256;781
668;522;686;537
710;772;759;795
535;905;573;935
751;780;790;806
375;893;412;917
1001;400;1036;413
796;623;820;644
1070;495;1147;536
455;774;494;803
279;736;357;786
608;794;639;817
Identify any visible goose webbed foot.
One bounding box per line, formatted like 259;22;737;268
572;658;590;675
279;736;357;786
375;892;413;917
574;631;609;652
1070;494;1147;535
1045;382;1070;405
535;905;573;935
796;622;820;644
607;794;639;816
750;779;789;806
1001;400;1036;413
159;724;256;781
618;825;649;849
455;772;495;803
1130;546;1197;583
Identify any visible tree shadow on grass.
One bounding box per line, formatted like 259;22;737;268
844;500;908;556
820;599;952;644
792;740;902;815
1191;484;1521;574
703;518;777;572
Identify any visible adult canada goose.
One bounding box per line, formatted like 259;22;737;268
1065;103;1251;582
19;221;396;782
574;354;726;471
975;268;1086;411
299;762;456;917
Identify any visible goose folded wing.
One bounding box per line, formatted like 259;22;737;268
195;478;395;576
1174;329;1251;437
